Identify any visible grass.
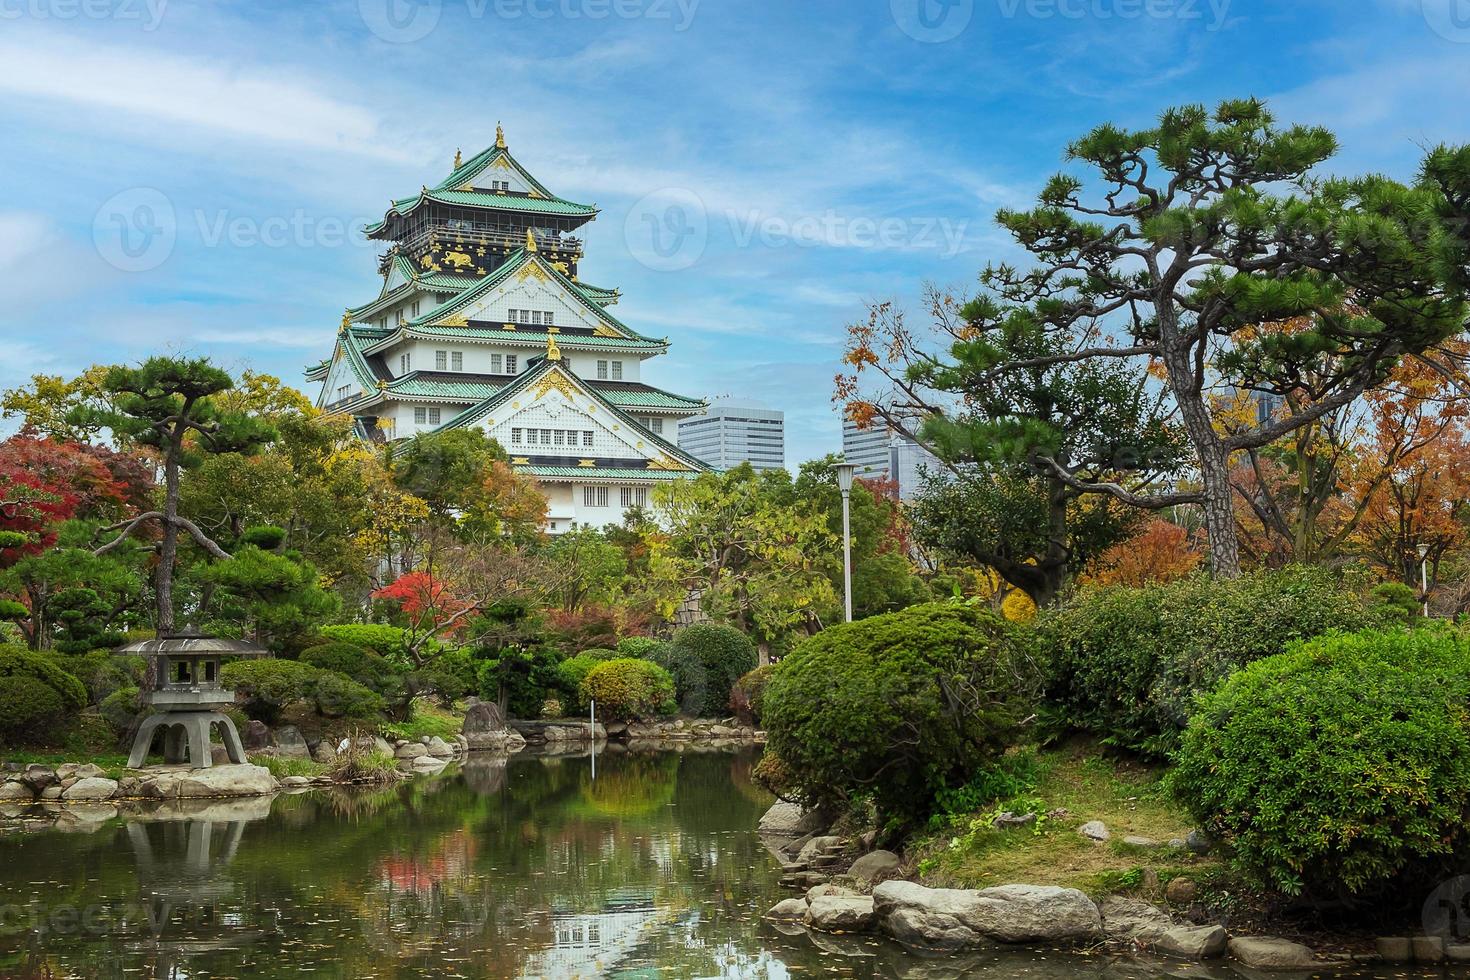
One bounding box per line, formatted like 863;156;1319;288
255;756;329;779
379;700;463;742
912;741;1220;898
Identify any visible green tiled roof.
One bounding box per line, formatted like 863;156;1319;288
574;281;620;306
387;374;500;401
381;370;700;410
524;466;693;481
433;143;558;198
380;326;664;353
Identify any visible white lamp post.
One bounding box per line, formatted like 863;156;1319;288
1418;543;1431;618
835;461;857;623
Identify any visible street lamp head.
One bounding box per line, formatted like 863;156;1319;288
834;461;857;494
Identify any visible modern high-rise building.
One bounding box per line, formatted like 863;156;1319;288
841;419;945;501
308;127;710;532
677;400;785;472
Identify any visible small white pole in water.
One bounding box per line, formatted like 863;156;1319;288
589;699;597;781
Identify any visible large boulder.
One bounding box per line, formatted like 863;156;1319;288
873;880;1102;949
1101;896;1172;943
758;801;825;838
60;777;119;801
796;835;844;864
1228;937;1320;971
395;742;429;760
272;725;310;760
425;736;455;759
462;701;507;749
765;898;809;920
848;849;903;886
805;896;877;933
1158;924;1228;960
0;781;35;802
242;720;272;750
137;764;278;799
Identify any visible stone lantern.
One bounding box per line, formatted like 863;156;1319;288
119;634;266;769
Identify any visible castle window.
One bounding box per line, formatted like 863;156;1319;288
649;417;663;434
633;486;647;507
544;311;554;326
411;300;421;316
554;430;564;446
582;431;593;447
584;486;608;507
540;429;552;444
451;351;463;371
506;355;518;373
435;350;447;370
512;428;521;444
491;353;503;373
597;360;608;380
428;407;441;425
611;360;623;380
336;385;350;402
620;486;631;508
414;407;426;424
532;311;543;326
400;352;411;374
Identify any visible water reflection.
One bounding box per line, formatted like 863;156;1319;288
0;746;1409;979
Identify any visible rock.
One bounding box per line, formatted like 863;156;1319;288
992;811;1037;829
1140;868;1161;893
1122;835;1160;848
210;746;232;765
873;880;1101;949
805;896;876;933
1446;943;1470;962
1413;936;1445;963
411;754;448;771
1158;925;1228;960
1101;897;1172;943
807;884;861;900
1165;877;1198;905
72;764;105;779
1375;937;1412;963
425;736;455;759
395;742;429;760
273;725;310;760
280;776;312;788
765;898;809;920
20;766;56;791
243;720;272;749
1078;820;1110;842
137;764;278;798
310;740;337;764
1185;829;1211;854
1228;936;1319;971
60;777;118;801
796;835;844;864
848;849;903;885
758;801;825;838
39;786;62;801
0;781;34;801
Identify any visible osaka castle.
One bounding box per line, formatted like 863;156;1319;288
307;126;710;532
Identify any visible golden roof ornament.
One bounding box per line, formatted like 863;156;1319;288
525;228;537;253
340;310;351;332
546;334;562;361
496;123;506;149
453;148;462;169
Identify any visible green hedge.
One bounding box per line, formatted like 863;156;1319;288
668;624;757;716
0;645;87;742
318;624;408;660
1171;627;1470;898
221;659;380;724
580;658;677;721
762;602;1042;827
615;637;667;659
1039;566;1377;757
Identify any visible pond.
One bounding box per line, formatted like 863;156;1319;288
0;746;1439;979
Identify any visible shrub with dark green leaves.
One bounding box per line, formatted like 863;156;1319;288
0;599;29;621
730;664;774;727
1040;566;1377;757
651;644;707;716
309;671;384;719
100;685;144;736
0;645;87;742
557;653;610;713
762;602;1042;827
62;650;145;705
221;658;321;724
476;646;563;720
668;623;757;716
1171;627;1470;899
579;658;677;721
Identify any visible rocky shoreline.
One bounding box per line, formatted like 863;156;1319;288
756;801;1461;973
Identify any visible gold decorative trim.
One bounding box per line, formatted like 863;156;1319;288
515;261;549;283
496;122;506;149
525;229;537;253
577;458;595;468
592;324;623;338
511;456;530;465
435;314;469;328
533;370;578;402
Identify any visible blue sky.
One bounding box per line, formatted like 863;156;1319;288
1;0;1467;464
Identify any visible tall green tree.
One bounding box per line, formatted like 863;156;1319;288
83;357;274;635
846;99;1470;577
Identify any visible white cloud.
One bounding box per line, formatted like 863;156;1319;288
0;33;410;162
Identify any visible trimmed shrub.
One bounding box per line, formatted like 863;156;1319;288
100;685;143;736
1040;566;1378;757
615;637;666;659
651;644;707;716
221;658;321;724
669;624;757;716
579;658;677;721
0;675;66;742
556;653;607;713
1171;628;1470;899
762;602;1042;827
310;672;384;719
318;624;408;660
62;650;145;706
730;664;775;727
0;599;29;621
476;646;563;720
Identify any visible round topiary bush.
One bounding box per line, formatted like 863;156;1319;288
100;685;144;736
762;602;1041;827
0;646;87;745
668;623;757;717
580;658;677;721
615;636;667;659
309;671;384;719
220;658;321;724
557;653;607;713
651;644;707;716
730;664;775;727
1171;627;1470;899
317;624;408;660
1040;566;1380;757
